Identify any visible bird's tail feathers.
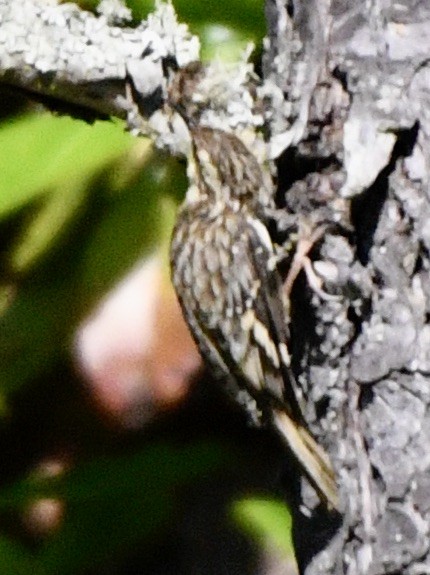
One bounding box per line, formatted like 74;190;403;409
272;409;339;511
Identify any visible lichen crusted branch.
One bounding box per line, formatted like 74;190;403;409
0;0;199;132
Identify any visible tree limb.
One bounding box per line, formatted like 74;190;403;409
0;0;198;132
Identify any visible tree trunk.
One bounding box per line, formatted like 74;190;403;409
264;1;430;573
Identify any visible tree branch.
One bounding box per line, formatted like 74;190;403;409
0;0;199;131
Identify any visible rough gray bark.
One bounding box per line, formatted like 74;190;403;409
264;1;430;574
1;0;430;574
0;0;199;151
0;0;260;155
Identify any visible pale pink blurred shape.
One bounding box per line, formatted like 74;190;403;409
75;253;201;427
22;456;68;538
23;498;65;538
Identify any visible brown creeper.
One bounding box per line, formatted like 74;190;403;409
170;127;338;510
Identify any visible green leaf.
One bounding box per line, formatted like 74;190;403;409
0;114;136;275
232;496;295;557
159;0;265;39
0;114;133;222
199;25;254;62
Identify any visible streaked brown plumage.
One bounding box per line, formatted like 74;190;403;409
170;127;338;510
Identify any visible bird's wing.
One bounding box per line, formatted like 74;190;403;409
189;211;305;423
174;278;262;421
237;214;306;420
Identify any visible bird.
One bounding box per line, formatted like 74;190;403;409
170;126;338;510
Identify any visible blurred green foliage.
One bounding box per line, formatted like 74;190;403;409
0;113;184;394
0;1;295;573
232;496;294;557
0;442;231;575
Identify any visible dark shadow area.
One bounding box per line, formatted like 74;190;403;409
275;146;339;211
0;361;305;574
0;88;30;121
291;505;341;575
0;83;110;124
